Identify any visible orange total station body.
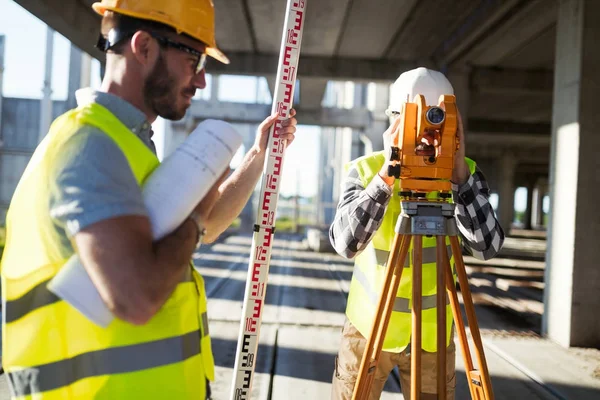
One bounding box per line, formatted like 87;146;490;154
389;94;458;193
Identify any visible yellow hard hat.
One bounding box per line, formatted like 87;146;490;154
92;0;229;64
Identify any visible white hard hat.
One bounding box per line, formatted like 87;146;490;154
387;67;454;115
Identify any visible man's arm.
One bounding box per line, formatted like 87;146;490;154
200;145;262;243
74;216;198;325
329;167;392;259
452;167;505;260
51;130;219;325
330;118;402;258
201;110;298;243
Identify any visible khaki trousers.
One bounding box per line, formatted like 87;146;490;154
331;319;456;400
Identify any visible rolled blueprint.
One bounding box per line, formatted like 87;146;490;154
48;119;242;327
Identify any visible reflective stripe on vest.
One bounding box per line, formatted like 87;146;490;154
7;329;203;397
355;246;454;313
344;151;477;353
5;274;195;324
1;103;214;398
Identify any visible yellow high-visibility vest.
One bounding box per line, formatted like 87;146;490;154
345;151;477;352
1;102;215;399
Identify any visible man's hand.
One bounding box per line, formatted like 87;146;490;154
378;116;403;186
198;109;297;243
451;110;470;185
253;109;298;154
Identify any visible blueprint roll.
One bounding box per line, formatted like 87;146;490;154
48;119;242;327
145;119;242;239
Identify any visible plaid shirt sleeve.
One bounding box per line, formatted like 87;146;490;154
329;165;504;261
329;167;392;259
452;166;505;260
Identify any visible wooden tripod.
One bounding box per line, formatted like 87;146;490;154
351;200;494;400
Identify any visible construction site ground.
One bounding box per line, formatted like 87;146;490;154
1;231;599;399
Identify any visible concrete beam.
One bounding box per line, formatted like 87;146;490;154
14;0;104;62
461;0;557;66
468;119;550;135
472;68;553;95
208;52;419;82
432;0;523;66
209;53;555;97
467;131;550;149
386;0;480;61
183;100;371;129
336;0;417;58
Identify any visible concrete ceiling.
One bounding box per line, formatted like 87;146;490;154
14;0;559;131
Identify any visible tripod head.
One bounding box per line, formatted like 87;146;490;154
388;94;459;194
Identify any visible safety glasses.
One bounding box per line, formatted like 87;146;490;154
149;32;207;74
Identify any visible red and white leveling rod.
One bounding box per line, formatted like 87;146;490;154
229;1;307;399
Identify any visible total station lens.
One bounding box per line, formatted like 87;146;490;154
426;107;445;125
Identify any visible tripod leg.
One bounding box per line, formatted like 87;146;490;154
435;237;447;400
450;237;494;400
411;236;422;400
444;250;478;400
352;233;412;400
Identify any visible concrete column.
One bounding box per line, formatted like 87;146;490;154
540;178;549;227
524;179;535;230
210;74;220;102
365;82;390;152
0;35;5;142
39;27;54;143
531;176;548;228
66;45;82;110
321;82;354;225
317;127;336;226
81;52;91;89
447;66;471;133
535;190;545;227
0;35;4;207
497;152;516;233
315;81;338;226
543;0;600;348
239;124;258;232
265;75;275;95
299;77;327;110
66;45;92;111
351;83;367;160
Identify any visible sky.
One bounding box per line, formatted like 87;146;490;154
0;0;319;197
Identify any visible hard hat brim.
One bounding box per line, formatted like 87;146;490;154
92;2;230;65
206;47;230;65
92;3;107;15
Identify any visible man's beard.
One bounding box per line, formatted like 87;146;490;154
143;52;188;121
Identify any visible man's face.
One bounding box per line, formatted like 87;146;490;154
143;33;207;121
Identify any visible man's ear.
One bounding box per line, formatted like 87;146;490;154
130;31;156;67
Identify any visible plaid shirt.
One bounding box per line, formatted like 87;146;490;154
329;166;505;261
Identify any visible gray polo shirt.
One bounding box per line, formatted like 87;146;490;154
49;88;154;242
